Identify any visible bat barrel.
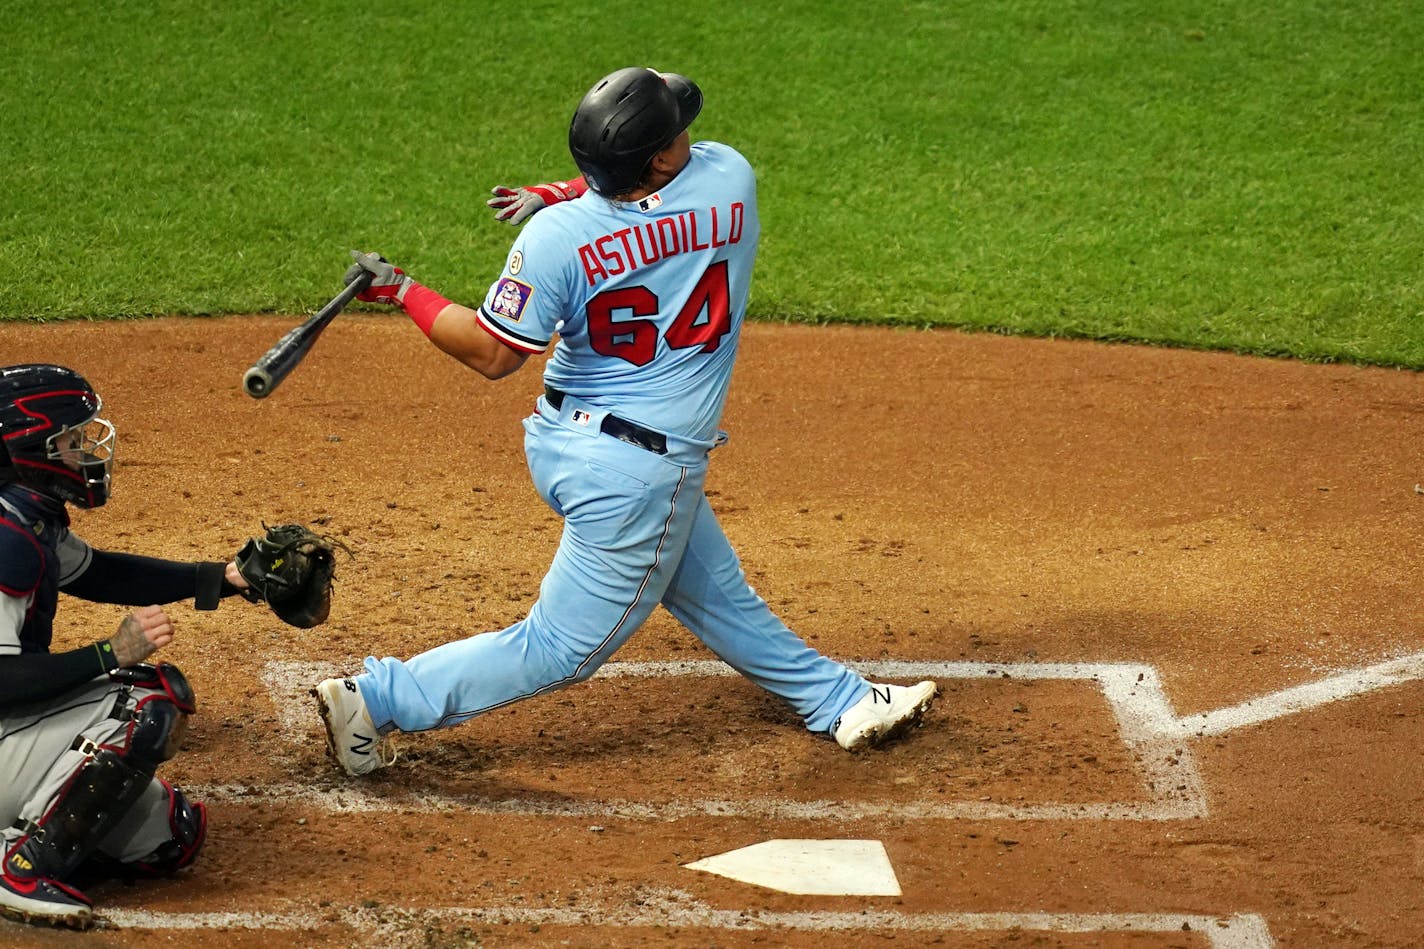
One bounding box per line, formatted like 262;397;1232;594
243;365;276;399
241;270;373;399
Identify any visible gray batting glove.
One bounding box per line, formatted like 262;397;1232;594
345;249;412;305
486;186;549;226
486;180;584;225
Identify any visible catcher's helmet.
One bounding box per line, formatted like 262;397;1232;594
0;364;114;508
569;67;704;197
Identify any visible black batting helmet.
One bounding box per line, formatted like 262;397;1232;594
0;364;114;508
569;67;704;197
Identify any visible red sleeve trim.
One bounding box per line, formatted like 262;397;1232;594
475;307;548;354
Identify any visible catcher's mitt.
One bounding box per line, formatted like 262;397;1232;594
236;523;347;628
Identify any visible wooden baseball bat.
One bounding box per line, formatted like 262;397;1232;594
242;270;374;399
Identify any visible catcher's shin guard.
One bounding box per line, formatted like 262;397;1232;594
4;664;196;884
72;783;207;886
4;747;153;885
127;782;207;876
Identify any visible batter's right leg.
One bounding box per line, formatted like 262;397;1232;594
318;413;707;775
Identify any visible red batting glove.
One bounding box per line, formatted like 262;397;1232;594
486;177;588;225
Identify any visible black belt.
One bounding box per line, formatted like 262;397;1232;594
544;387;667;455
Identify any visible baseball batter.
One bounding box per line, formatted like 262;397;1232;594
0;364;254;930
316;67;937;776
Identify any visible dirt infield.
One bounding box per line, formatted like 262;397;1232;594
2;315;1422;947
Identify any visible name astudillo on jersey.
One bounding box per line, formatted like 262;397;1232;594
577;202;746;287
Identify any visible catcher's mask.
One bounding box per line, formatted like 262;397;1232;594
569;67;703;197
0;364;115;508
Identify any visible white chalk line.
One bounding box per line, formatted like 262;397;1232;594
1165;652;1424;739
218;653;1424;824
185;783;1188;822
237;658;1207;821
100;891;1274;948
174;659;1351;946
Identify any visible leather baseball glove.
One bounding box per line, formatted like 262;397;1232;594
235;523;348;628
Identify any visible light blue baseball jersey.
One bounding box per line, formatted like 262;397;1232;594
475;141;760;442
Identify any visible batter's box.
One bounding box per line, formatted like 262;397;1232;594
185;658;1210;821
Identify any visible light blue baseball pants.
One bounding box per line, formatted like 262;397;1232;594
356;394;869;737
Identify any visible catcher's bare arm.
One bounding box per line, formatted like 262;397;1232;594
0;606;172;709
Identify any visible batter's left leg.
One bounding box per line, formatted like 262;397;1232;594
660;493;868;734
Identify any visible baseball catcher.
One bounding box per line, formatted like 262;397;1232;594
0;363;332;930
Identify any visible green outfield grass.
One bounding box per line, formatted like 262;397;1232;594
3;0;1421;366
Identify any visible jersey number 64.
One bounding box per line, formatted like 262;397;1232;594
585;261;731;366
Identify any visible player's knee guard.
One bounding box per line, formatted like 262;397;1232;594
114;662;196;768
126;782;207;877
4;663;198;883
108;661;195;710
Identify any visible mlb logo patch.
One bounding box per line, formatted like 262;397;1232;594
490;277;533;321
571;410;593;426
637;192;664;212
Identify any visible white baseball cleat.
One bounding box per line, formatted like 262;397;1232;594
833;680;939;751
313;677;395;776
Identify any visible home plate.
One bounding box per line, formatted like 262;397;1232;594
683;839;901;896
